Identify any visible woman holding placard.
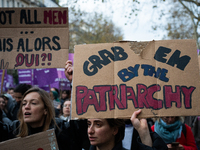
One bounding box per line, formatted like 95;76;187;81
0;87;90;150
65;60;168;150
87;109;168;150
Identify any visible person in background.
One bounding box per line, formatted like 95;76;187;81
0;95;9;116
59;100;71;122
7;84;32;121
50;90;61;108
0;95;6;112
50;90;61;117
51;87;60;98
151;116;197;150
2;93;14;116
60;90;71;105
7;87;14;99
185;116;200;150
0;95;12;124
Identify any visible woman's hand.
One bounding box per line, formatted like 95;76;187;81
65;60;73;82
167;143;184;150
130;109;152;147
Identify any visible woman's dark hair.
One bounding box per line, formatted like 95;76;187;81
51;87;60;96
14;84;32;95
61;90;71;99
0;95;5;99
106;119;125;144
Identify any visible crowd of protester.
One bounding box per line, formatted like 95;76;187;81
0;60;199;150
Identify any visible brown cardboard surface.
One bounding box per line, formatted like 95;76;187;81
0;129;59;150
71;39;200;119
0;8;68;28
0;7;69;69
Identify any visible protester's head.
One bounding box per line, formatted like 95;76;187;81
160;116;184;125
61;100;71;117
2;94;9;106
61;90;71;100
14;84;32;104
49;91;54;101
0;95;5;110
18;87;56;137
3;93;14;109
51;90;60;102
87;118;125;148
7;87;14;98
51;87;60;96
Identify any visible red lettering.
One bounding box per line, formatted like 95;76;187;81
82;90;99;113
127;86;138;108
93;85;111;111
120;84;127;109
25;54;34;67
53;11;58;24
137;84;150;108
181;86;195;108
146;84;163;109
43;10;67;24
43;10;52;24
164;85;181;108
75;84;195;115
58;10;67;24
108;85;125;110
15;53;24;67
76;86;87;115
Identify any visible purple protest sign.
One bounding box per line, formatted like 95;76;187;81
34;68;58;87
59;80;71;90
0;70;7;93
5;74;14;91
57;68;67;78
69;53;74;64
56;68;71;90
33;68;71;92
39;85;50;93
50;68;71;90
50;82;59;90
18;69;33;85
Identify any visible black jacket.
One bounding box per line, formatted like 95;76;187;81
89;141;127;150
131;128;168;150
0;118;167;150
7;101;20;121
0;118;90;150
88;129;167;150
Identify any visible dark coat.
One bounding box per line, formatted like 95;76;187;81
0;118;90;150
131;128;168;150
7;101;20;121
89;141;127;150
89;128;167;150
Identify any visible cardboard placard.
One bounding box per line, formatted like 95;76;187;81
72;39;200;119
0;8;69;69
0;129;59;150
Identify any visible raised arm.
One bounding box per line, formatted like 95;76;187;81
64;60;73;83
130;109;152;147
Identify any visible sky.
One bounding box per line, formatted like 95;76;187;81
60;0;166;42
